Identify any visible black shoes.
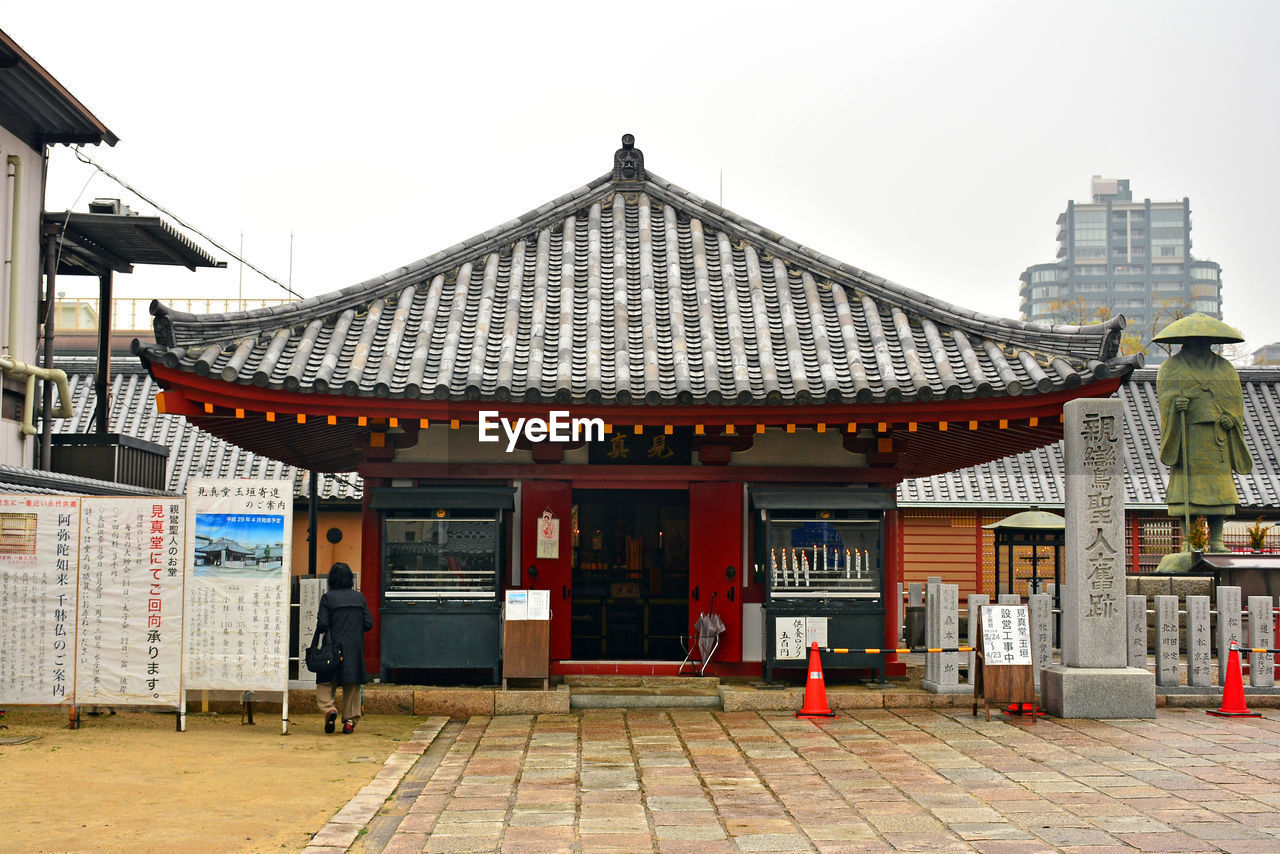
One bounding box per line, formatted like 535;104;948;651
324;710;337;734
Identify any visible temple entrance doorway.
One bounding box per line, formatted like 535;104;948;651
569;489;689;660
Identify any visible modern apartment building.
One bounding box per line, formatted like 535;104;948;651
1019;176;1222;364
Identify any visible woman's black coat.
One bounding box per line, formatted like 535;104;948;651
316;587;373;684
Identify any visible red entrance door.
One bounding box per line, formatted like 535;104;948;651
689;482;744;663
520;480;573;660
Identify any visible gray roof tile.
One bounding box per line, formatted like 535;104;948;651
50;359;361;501
899;367;1280;511
138;142;1134;407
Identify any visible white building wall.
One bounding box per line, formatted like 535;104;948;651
0;124;49;469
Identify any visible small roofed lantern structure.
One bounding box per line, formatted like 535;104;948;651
135;135;1141;683
984;507;1065;601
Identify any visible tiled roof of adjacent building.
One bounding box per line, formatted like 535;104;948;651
0;464;165;496
49;358;362;501
136;137;1137;408
899;368;1280;511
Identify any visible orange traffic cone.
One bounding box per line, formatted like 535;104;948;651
1208;641;1261;718
796;642;836;719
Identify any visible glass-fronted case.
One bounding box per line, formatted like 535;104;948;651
383;515;501;599
754;499;890;682
763;512;882;600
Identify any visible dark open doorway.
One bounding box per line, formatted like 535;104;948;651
570;489;689;659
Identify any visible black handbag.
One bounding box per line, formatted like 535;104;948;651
305;627;342;675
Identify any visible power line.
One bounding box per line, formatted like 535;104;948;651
70;146;302;299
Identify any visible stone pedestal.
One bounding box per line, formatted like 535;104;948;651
1042;665;1156;719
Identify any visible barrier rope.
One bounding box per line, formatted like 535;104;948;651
821;646;975;655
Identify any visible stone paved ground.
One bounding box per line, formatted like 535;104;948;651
306;708;1280;853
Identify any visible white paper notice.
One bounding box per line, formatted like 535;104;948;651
183;479;292;692
775;616;807;660
296;577;329;685
0;496;79;705
535;511;559;559
804;617;829;649
527;589;550;621
76;498;185;706
981;605;1033;665
505;589;529;621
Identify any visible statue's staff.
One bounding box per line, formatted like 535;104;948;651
1180;404;1191;550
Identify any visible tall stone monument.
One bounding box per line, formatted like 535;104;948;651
1042;398;1156;718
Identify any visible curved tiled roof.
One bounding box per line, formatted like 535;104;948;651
137;139;1135;408
50;359;362;501
900;368;1280;510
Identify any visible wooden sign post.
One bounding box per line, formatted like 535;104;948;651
973;604;1037;722
502;589;551;690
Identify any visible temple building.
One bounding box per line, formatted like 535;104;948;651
134;136;1140;681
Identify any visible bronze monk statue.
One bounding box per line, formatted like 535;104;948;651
1153;314;1251;565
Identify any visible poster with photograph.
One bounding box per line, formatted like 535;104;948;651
0;495;80;705
183;479;292;691
76;498;185;706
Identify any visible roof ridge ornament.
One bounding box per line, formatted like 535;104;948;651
613;133;645;183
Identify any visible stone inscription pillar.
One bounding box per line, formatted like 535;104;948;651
1043;398;1155;718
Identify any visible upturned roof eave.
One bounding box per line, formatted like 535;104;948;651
140;357;1127;419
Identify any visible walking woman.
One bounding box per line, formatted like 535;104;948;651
315;562;373;733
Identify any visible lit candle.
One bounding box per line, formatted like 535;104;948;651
845;548;852;580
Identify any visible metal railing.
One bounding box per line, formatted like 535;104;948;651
55;297;295;333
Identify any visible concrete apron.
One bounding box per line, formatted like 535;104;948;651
187;674;1280;718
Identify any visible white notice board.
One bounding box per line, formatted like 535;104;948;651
981;605;1033;665
527;589;550;620
0;496;80;705
775;616;828;660
76;498;185;706
183;479;292;692
505;590;529;620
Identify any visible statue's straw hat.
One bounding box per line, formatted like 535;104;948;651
1151;313;1244;344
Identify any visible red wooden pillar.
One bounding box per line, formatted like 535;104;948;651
1129;512;1141;574
884;508;906;677
520;480;574;660
689;482;743;662
360;484;384;676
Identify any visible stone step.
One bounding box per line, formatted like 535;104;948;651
563;674;720;689
569;685;723;710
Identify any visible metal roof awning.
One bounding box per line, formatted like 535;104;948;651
750;487;898;510
46;210;227;276
0;28;118;148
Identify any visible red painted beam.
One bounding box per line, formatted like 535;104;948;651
149;363;1124;427
358;461;905;485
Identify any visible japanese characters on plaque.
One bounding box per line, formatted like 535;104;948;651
183;479;292;692
981;605;1032;666
75;499;185;706
774;616;828;660
0;496;80;704
1078;409;1121;622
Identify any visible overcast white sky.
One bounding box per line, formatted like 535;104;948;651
8;2;1279;350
